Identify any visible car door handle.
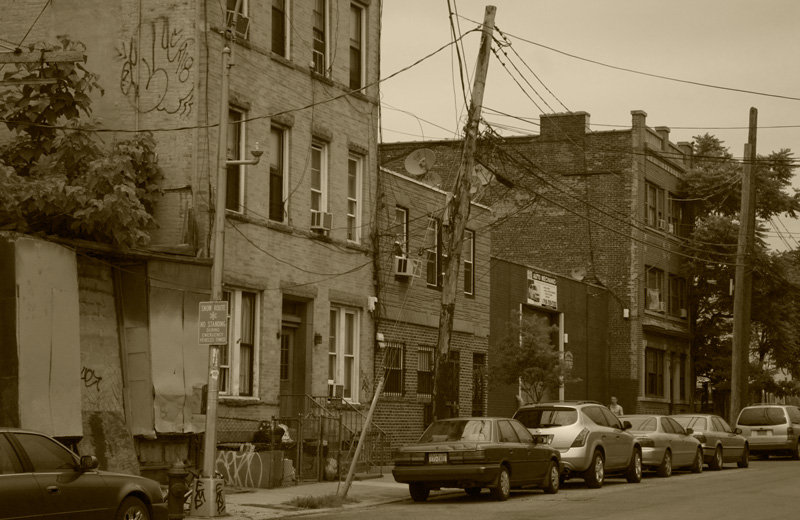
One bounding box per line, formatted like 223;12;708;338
46;486;61;495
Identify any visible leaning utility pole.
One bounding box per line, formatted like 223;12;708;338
431;5;496;421
730;107;758;426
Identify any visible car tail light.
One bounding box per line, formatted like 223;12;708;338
461;449;487;463
637;437;655;448
571;428;589;448
694;434;707;444
393;451;425;464
788;427;795;436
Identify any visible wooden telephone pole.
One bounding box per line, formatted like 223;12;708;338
432;5;496;421
730;107;758;426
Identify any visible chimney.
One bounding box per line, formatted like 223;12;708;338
539;111;590;140
655;126;670;151
631;110;647;148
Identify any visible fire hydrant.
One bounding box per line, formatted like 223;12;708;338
167;461;189;520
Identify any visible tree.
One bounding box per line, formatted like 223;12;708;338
684;134;800;405
492;311;576;404
0;36;162;248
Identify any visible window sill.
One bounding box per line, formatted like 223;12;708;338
219;396;261;406
270;53;293;69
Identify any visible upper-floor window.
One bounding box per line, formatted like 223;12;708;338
226;108;246;213
646;183;666;230
312;0;328;75
463;230;474;295
222;289;259;397
269;126;287;222
271;0;289;57
426;217;441;287
226;0;250;40
668;275;687;319
645;348;665;397
329;306;360;401
311;141;328;213
645;266;665;312
417;346;434;398
349;4;365;90
347;154;362;242
383;342;405;397
393;206;408;256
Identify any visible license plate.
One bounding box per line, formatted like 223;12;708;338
756;430;772;436
428;453;447;464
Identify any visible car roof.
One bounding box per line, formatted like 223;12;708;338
517;400;602;409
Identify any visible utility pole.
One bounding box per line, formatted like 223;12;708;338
431;5;496;421
730;107;758;426
193;1;260;516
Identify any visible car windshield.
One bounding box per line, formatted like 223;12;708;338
674;416;706;430
625;416;657;431
419;420;492;443
738;407;787;426
514;408;577;428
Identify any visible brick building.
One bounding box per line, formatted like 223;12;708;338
381;110;694;417
372;166;492;448
1;0;380;477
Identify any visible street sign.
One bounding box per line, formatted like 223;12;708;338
199;301;229;345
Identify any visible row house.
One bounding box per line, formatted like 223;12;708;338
1;0;380;479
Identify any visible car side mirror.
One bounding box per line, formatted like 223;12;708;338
622;421;632;430
79;455;99;471
684;427;694;435
734;427;742;435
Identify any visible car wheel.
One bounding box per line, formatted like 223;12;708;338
464;487;482;497
409;483;430;502
737;444;749;468
690;448;703;473
542;460;559;494
490;466;510;501
656;449;672;478
115;496;150;520
584;450;605;489
792;440;800;461
709;446;723;471
625;448;642;483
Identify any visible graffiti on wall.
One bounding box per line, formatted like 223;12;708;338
192;478;225;515
118;16;194;117
215;449;283;489
80;365;123;412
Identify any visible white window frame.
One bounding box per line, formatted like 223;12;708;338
312;0;329;75
269;125;289;222
271;0;290;58
346;153;362;243
226;108;246;213
311;141;328;213
221;289;260;398
329;306;360;403
349;3;366;90
426;217;440;287
463;229;474;295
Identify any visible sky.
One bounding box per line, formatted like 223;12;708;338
379;0;800;251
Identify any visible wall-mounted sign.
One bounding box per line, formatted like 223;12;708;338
198;301;229;345
527;270;558;309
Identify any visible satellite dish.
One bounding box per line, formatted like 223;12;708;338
404;148;436;176
428;171;443;187
571;266;587;281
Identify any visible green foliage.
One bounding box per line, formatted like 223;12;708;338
0;36;161;248
491;311;577;404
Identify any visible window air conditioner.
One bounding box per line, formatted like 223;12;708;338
394;256;419;278
310;210;332;232
646;288;661;311
658;301;667;312
658;219;666;230
668;223;675;233
225;4;250;40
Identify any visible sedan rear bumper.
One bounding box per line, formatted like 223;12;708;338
392;463;501;488
641;447;667;467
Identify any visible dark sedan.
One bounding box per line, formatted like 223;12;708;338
0;428;168;520
392;417;561;502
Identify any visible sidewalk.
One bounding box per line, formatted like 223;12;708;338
185;468;458;519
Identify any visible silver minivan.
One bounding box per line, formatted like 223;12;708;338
735;404;800;460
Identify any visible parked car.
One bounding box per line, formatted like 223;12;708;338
673;414;749;469
513;401;642;488
392;417;561;502
620;415;703;477
734;404;800;460
0;427;167;520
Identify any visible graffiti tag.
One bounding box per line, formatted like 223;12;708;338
118;16;194;116
81;366;103;392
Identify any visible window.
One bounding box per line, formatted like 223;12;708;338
384;342;404;396
222;290;259;397
645;348;665;397
312;0;327;75
425;217;441;287
668;275;687;318
0;435;22;474
498;420;519;442
668;194;683;236
226;0;250;40
329;307;360;401
417;346;434;397
349;3;364;90
347;154;362;242
646;183;665;229
472;353;486;416
311;141;327;213
271;0;288;57
14;433;76;472
269;126;287;222
645;266;665;312
226;108;246;212
393;206;408;256
463;230;474;295
279;332;290;380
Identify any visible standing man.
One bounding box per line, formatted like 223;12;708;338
609;396;624;416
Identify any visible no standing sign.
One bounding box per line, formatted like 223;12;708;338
198;301;229;345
